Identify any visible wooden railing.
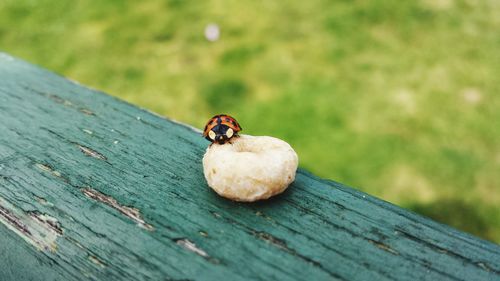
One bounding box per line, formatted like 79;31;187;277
0;53;499;281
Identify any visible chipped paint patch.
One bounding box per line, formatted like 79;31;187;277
45;94;73;106
78;145;107;161
0;197;62;251
35;196;54;207
79;108;95;115
35;163;68;183
174;238;220;264
29;211;63;236
367;239;399;255
210;211;222;218
255;211;275;222
175;238;209;258
254;231;289;251
89;255;106;268
476;262;493;272
81;188;154;231
35;163;62;178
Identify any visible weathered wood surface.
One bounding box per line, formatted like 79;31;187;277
0;52;499;281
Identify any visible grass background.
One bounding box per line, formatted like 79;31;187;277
1;0;499;242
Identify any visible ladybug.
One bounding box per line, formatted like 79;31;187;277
203;114;242;144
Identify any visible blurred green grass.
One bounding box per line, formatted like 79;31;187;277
1;0;499;242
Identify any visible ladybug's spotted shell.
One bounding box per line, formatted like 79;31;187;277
203;114;242;144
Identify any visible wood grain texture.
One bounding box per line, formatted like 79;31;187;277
0;52;499;281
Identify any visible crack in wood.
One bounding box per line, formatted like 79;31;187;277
35;196;54;207
35;163;59;175
174;238;209;258
0;196;62;252
22;86;97;117
476;262;493;272
45;93;73;107
35;163;69;183
88;255;107;268
81;188;154;231
252;230;346;280
0;203;32;236
82;129;93;135
253;207;399;280
284;198;466;280
40;128;109;163
79;108;95;115
174;238;219;264
254;231;289;251
367;239;399;255
209;211;345;280
78;145;107;161
396;229;500;274
29;211;64;236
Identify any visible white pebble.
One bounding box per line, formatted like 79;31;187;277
203;135;298;202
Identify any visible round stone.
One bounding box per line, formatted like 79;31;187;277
203;135;298;202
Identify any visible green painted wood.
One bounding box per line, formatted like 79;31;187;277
0;52;499;281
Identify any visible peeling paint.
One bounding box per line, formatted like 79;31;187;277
88;255;106;268
78;145;107;161
476;262;493;272
35;163;62;178
35;196;54;207
255;211;275;222
210;211;221;218
175;238;208;258
0;197;62;252
254;231;289;251
65;236;85;250
367;239;399;255
0;204;31;236
173;238;220;264
79;108;95;115
29;211;64;236
46;94;73;106
35;163;67;182
81;188;154;231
